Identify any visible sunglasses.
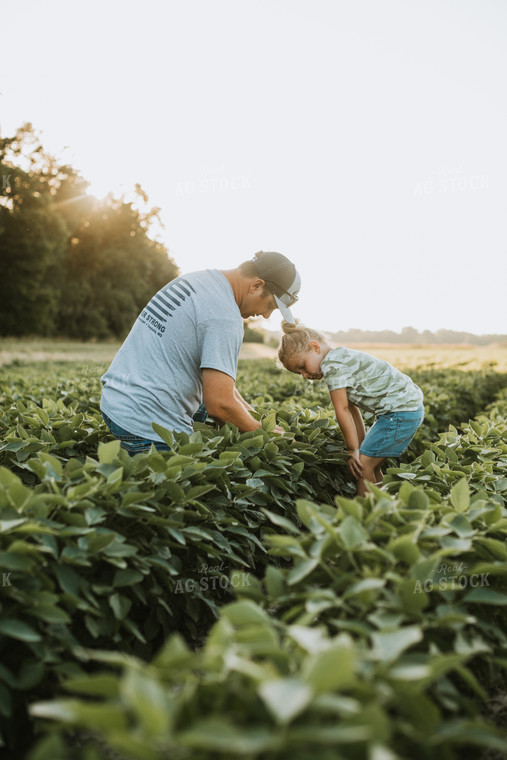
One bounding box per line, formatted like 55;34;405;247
264;280;299;308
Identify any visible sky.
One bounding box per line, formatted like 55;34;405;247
1;0;506;335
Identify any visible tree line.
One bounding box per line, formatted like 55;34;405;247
0;125;179;339
327;326;506;346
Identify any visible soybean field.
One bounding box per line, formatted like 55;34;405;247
1;352;507;760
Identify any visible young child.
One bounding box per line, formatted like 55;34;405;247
278;322;424;496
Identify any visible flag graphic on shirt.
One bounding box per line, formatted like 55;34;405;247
139;278;196;336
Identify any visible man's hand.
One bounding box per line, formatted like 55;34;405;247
273;424;286;435
347;449;364;479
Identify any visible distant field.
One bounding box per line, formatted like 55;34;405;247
0;337;506;371
343;343;507;370
241;342;507;370
0;338;121;368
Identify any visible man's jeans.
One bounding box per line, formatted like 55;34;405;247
101;404;207;456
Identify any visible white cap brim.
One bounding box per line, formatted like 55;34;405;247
274;295;295;324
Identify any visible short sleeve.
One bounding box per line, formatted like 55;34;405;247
321;347;356;392
198;318;244;379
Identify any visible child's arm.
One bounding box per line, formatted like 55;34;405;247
329;389;364;479
349;402;365;445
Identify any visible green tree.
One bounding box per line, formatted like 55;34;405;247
243;320;265;343
0;125;70;335
56;190;178;338
0;124;179;338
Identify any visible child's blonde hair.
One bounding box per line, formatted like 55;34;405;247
278;320;327;366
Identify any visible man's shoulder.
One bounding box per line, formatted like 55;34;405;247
162;270;236;311
180;270;241;326
173;269;232;296
180;268;217;277
171;268;218;286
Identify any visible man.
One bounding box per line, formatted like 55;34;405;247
100;251;301;453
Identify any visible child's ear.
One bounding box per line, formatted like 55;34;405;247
309;341;321;353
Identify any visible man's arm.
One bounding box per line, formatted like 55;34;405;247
202;369;261;432
234;387;255;413
329;388;364;478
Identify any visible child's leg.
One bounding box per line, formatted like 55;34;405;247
357;454;386;497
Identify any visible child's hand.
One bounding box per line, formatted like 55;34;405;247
347;449;364;479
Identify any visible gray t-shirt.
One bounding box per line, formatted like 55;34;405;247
321;346;423;414
100;269;244;439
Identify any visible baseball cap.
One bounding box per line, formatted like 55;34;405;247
251;251;301;323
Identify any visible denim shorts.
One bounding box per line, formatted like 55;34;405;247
360;404;425;458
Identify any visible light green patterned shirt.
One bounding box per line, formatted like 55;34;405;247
320;346;423;414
